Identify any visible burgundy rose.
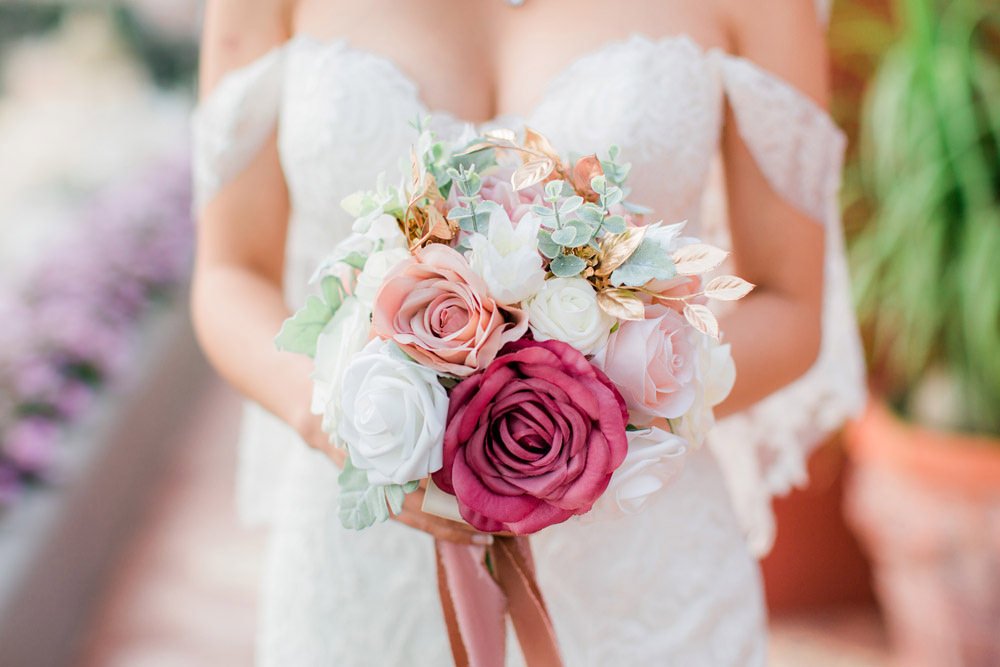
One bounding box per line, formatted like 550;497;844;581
432;338;629;534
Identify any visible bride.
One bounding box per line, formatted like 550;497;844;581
190;0;865;664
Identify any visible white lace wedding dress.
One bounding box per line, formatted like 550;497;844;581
193;18;864;667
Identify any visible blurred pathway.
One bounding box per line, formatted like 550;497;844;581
79;379;264;667
78;377;889;667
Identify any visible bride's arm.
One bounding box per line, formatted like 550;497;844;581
712;0;829;418
191;0;491;544
191;0;333;457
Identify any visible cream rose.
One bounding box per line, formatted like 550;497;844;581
673;339;736;446
337;339;448;486
310;297;372;438
467;209;546;305
587;426;688;519
526;277;614;356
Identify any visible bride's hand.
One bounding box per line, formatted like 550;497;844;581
393;482;496;545
295;408;496;545
294;406;348;467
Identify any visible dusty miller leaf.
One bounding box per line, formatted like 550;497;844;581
338;458;396;530
274;295;335;357
610;238;677;287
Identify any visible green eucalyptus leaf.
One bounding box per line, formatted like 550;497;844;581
602;215;627;234
274;295;336;357
448;205;474;220
549;253;587;278
532;204;556;219
564;220;597;248
577;203;605;225
610;238;677;287
602;186;624;208
551;227;577;246
537;230;561;259
559;195;584;216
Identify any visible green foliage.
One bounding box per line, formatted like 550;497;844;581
274;276;346;357
849;0;1000;435
610;238;677;287
337;459;418;530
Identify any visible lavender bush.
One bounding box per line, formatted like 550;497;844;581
0;154;193;508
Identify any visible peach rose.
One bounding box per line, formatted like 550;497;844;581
372;244;528;377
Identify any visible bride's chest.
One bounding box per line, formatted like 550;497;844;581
277;35;725;225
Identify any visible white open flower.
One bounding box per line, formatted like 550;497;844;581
467;208;546;305
527;277;614;356
310;215;407;288
673;339;736;447
338;339;448;486
355;247;410;311
311;297;372;438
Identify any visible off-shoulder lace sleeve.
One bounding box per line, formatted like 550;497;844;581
191;45;288;212
706;53;867;556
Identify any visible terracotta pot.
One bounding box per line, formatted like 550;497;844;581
845;400;1000;667
761;435;875;613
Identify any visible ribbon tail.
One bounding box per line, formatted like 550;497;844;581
435;537;563;667
493;537;564;667
435;539;507;667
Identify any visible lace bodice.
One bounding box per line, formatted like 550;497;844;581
194;31;865;557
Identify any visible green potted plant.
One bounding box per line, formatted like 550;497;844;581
844;0;1000;664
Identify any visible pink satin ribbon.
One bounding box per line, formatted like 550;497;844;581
435;537;564;667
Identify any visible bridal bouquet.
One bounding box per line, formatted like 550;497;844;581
276;121;752;533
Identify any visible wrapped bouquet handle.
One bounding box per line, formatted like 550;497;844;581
435;537;563;667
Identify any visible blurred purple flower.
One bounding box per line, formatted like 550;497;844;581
3;417;59;474
0;151;193;506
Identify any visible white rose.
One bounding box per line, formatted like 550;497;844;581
587;427;688;520
338;339;448;486
674;340;735;446
467;209;546;304
310;297;372;437
354;247;411;311
527;277;614;356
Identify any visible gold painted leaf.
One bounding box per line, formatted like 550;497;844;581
455;141;497;156
523;127;560;162
703;275;755;301
597;288;646;321
596;226;647;277
485;128;518;144
511;157;555;191
426;207;454;241
672;243;729;276
683;303;720;339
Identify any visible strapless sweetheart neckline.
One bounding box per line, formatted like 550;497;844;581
281;31;760;129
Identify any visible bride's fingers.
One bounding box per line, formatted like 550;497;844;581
392;487;493;545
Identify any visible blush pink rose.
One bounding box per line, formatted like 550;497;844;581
451;167;545;224
593;305;698;425
372;244;527;377
432;339;629;534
